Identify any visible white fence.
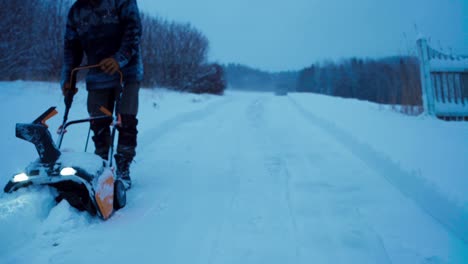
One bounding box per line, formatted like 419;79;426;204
417;38;468;117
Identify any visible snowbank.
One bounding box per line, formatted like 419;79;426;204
290;93;468;205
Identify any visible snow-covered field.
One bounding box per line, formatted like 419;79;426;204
0;81;467;263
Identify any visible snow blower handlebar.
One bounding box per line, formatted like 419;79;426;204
62;65;123;125
58;64;123;149
69;64;124;88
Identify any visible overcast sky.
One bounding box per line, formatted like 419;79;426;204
138;0;467;71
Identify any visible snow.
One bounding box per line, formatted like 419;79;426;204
94;168;114;205
0;81;467;263
289;94;468;206
434;101;468;116
430;58;468;72
58;152;104;177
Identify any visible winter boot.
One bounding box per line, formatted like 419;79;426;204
114;154;132;190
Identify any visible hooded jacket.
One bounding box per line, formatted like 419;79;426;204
61;0;143;90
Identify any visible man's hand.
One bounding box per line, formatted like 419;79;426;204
62;82;78;97
99;58;120;75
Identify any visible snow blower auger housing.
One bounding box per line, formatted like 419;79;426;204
3;65;127;220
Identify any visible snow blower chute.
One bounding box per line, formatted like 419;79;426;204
3;65;127;220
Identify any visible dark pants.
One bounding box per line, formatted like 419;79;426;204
87;82;139;160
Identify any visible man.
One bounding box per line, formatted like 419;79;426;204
61;0;143;189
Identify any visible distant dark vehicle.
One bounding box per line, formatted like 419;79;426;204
275;84;288;96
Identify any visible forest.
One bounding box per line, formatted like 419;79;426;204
0;0;226;94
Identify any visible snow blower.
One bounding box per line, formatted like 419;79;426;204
3;65;126;220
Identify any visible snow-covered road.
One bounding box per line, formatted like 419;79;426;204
0;83;466;263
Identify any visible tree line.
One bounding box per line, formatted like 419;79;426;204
297;57;422;107
224;57;422;110
0;0;225;94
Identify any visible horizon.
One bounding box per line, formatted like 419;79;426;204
223;54;420;74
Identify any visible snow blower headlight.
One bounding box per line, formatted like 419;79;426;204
12;173;29;183
60;167;77;176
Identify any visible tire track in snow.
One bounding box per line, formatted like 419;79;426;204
207;147;242;264
246;96;302;261
265;156;301;260
289;96;468;244
258;95;393;263
138;96;232;152
122;96;233;217
125;95;234;220
204;95;303;264
120;95;245;264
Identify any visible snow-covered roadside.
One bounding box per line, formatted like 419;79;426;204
289;93;468;244
289;93;468;206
